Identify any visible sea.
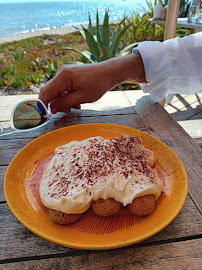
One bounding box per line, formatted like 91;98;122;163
0;0;146;37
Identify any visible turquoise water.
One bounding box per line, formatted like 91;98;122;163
0;0;145;36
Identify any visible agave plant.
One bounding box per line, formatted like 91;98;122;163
65;10;138;63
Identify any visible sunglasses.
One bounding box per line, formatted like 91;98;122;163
0;86;51;137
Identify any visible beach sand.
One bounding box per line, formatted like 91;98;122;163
0;25;83;45
0;20;119;45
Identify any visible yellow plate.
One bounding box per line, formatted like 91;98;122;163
4;124;188;250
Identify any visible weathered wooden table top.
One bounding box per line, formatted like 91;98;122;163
0;91;201;270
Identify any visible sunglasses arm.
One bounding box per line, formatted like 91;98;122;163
0;130;17;137
0;121;17;137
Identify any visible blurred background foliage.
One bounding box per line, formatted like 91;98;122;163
0;0;191;92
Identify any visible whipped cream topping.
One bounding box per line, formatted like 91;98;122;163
40;135;163;214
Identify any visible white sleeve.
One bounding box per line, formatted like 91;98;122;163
133;32;202;102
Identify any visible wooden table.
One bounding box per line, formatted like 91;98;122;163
0;91;202;269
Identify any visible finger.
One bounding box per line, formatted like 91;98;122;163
50;104;71;114
39;78;61;107
50;91;83;113
56;64;80;75
50;103;81;114
74;104;81;109
56;64;66;75
39;69;70;106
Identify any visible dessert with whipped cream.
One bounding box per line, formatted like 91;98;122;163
40;135;163;224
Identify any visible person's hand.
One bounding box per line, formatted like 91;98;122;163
39;62;114;114
39;53;146;114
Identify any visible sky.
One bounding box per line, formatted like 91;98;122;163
0;0;70;2
0;0;97;3
1;0;72;2
0;0;138;3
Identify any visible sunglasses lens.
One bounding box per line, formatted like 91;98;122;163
13;100;48;130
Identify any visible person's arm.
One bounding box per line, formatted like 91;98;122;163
39;32;202;113
39;52;146;114
134;32;202;102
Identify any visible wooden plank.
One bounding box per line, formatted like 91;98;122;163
0;113;146;142
164;93;202;120
0;91;135;122
0;139;34;165
165;95;202;117
124;91;202;213
189;112;202;120
80;90;136;116
0;166;8;202
178;119;202;146
165;93;202;106
0;204;70;261
0;238;201;269
165;106;201;121
168;93;202;105
0;195;201;261
171;109;201;121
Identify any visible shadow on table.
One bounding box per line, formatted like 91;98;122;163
166;94;202;121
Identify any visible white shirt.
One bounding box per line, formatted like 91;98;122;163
133;32;202;102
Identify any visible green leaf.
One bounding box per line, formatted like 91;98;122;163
79;27;86;39
109;28;119;58
81;50;96;62
67;61;87;65
82;27;101;62
53;59;58;70
99;44;110;61
88;12;93;35
64;47;95;63
117;42;139;57
96;10;102;43
101;10;110;49
109;24;131;58
118;16;128;28
137;15;148;28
